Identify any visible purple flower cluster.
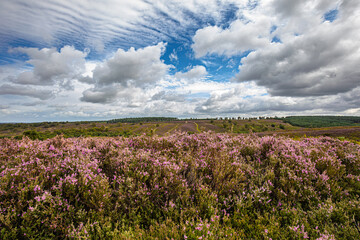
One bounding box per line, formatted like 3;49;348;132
0;132;359;239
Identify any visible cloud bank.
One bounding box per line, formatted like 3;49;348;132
1;0;360;122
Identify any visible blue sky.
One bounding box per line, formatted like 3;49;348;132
0;0;360;122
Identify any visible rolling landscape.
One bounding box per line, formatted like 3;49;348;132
1;116;360;239
1;116;360;142
1;0;360;239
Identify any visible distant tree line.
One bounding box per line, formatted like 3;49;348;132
281;116;360;128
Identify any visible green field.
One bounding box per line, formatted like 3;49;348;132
2;116;360;142
0;118;296;140
281;116;360;128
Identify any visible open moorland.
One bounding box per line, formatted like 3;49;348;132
0;116;360;239
1;132;360;239
1;116;360;142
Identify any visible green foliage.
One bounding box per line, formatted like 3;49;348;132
283;116;360;128
19;128;133;140
23;130;40;140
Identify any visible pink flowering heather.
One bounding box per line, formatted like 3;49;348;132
0;132;359;239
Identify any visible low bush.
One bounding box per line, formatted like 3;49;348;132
0;133;359;239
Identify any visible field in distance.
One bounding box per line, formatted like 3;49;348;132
1;116;360;141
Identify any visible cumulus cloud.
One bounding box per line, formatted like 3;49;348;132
190;0;360;97
0;84;53;100
174;65;208;82
269;0;337;19
10;46;87;88
92;42;168;87
80;42;169;103
192;19;271;58
80;87;119;104
234;2;360;97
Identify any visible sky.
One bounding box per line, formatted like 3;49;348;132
0;0;360;122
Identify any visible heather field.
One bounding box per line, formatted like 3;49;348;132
1;132;360;239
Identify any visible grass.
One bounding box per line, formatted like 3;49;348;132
194;122;201;133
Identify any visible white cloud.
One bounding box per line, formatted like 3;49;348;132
234;1;360;96
2;0;360;122
0;84;53;100
174;65;208;83
10;46;87;88
169;50;178;62
92;42;168;87
194;86;360;116
0;0;245;54
191;0;360;97
191;0;343;59
80;42;170;103
192;18;271;58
